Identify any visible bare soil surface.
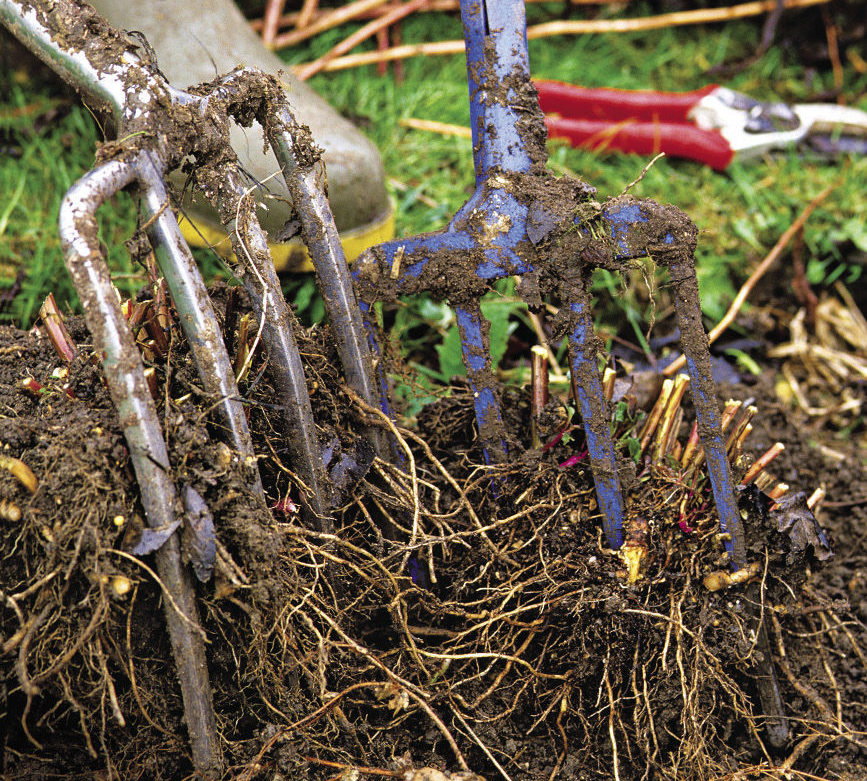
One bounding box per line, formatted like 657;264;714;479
0;279;864;781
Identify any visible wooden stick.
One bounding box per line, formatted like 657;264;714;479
399;116;472;138
289;0;831;72
296;0;430;81
376;25;390;77
291;38;463;71
391;16;405;83
272;0;392;50
251;0;615;33
296;0;319;31
527;0;829;37
664;184;835;377
261;0;287;48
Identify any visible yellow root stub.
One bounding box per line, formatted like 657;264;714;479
621;543;648;584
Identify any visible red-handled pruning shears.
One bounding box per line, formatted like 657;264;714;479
535;81;867;170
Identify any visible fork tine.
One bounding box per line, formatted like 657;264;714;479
268;121;385;457
567;279;626;550
200;163;332;531
665;255;747;569
268;121;376;401
455;302;508;463
135;154;265;499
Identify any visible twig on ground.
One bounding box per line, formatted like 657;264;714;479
270;0;392;50
399;117;472;139
260;0;287;48
289;0;830;73
251;0;614;37
297;0;430;81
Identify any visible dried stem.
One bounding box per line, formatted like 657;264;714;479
531;345;549;449
288;0;830;73
741;443;785;485
296;0;429;81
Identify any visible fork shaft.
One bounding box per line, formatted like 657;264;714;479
461;0;538;181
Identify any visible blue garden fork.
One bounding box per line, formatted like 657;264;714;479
354;0;747;568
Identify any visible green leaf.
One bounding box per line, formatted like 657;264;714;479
723;348;762;376
435;326;466;379
435;297;524;379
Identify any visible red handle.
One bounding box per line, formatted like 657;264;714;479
535;80;718;124
545;117;734;171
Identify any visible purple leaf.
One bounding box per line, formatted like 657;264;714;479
130;518;182;556
182;486;216;583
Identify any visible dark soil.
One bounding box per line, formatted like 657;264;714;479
0;280;864;781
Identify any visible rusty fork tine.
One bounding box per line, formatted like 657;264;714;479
204;69;385;460
59;157;220;775
267;114;386;455
2;0;386;772
268;123;375;402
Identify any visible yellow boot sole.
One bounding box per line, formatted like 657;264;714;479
177;204;395;273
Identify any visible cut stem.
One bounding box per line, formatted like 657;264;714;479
653;373;689;461
39;293;78;362
531;345;549;449
639;377;673;455
741;442;785;485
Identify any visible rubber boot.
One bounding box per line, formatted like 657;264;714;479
90;0;394;271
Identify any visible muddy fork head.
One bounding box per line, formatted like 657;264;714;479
1;0;383;772
354;0;746;565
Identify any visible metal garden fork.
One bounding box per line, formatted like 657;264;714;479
353;0;748;566
2;0;382;772
1;0;752;773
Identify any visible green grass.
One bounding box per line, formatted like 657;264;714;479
1;2;865;352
